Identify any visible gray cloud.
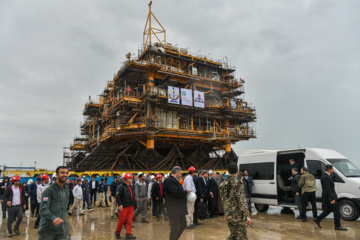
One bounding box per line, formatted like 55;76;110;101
0;0;359;169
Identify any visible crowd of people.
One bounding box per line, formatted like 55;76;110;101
0;160;347;239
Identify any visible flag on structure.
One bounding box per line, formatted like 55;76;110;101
194;90;205;108
168;86;180;104
181;88;193;106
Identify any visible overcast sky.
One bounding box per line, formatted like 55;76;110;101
1;0;359;170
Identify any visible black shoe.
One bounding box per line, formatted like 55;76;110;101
313;218;321;228
199;217;204;220
2;215;6;218
7;232;13;237
34;225;39;229
191;224;197;228
302;218;307;222
295;216;302;220
335;226;347;231
115;231;121;239
14;229;20;235
141;219;149;223
125;234;136;239
186;225;195;229
204;215;210;219
210;215;218;218
194;222;202;225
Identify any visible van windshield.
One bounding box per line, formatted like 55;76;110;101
327;159;360;177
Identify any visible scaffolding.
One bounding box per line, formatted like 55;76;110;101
65;1;257;171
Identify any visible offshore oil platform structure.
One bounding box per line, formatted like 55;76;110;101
64;2;256;172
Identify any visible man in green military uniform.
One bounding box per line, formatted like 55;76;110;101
38;166;70;240
220;163;252;240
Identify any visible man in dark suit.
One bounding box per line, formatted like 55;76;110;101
208;171;219;218
164;166;189;240
193;170;203;225
314;165;347;231
198;170;209;220
89;176;99;205
243;170;254;212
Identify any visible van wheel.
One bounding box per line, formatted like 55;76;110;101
254;204;269;212
339;199;360;221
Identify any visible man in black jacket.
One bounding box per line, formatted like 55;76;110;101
0;176;10;218
208;171;219;218
110;176;119;218
151;174;164;221
3;176;26;237
89;176;99;206
314;165;347;231
193;171;203;226
164;166;189;240
290;168;302;219
198;170;209;220
115;173;136;239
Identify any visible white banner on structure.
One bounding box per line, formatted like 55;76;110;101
194;90;205;108
181;88;193;106
168;86;180;104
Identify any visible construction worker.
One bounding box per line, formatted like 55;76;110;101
34;174;50;229
3;175;26;237
133;173;149;223
38;166;70;240
115;173;136;239
183;166;197;229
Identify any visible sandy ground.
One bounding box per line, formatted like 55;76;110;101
0;205;359;239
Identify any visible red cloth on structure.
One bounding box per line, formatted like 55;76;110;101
116;206;134;235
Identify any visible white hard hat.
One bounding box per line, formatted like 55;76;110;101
150;175;155;180
225;172;229;176
52;173;57;178
138;172;143;175
209;170;213;174
122;173;126;178
187;192;197;202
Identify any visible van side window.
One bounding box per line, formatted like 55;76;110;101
306;160;326;179
240;162;274;180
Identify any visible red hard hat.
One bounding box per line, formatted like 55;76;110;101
41;174;50;180
156;174;163;179
124;173;133;179
188;166;196;172
11;175;21;182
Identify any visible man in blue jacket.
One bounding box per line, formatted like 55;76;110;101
29;178;41;217
243;170;254;213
